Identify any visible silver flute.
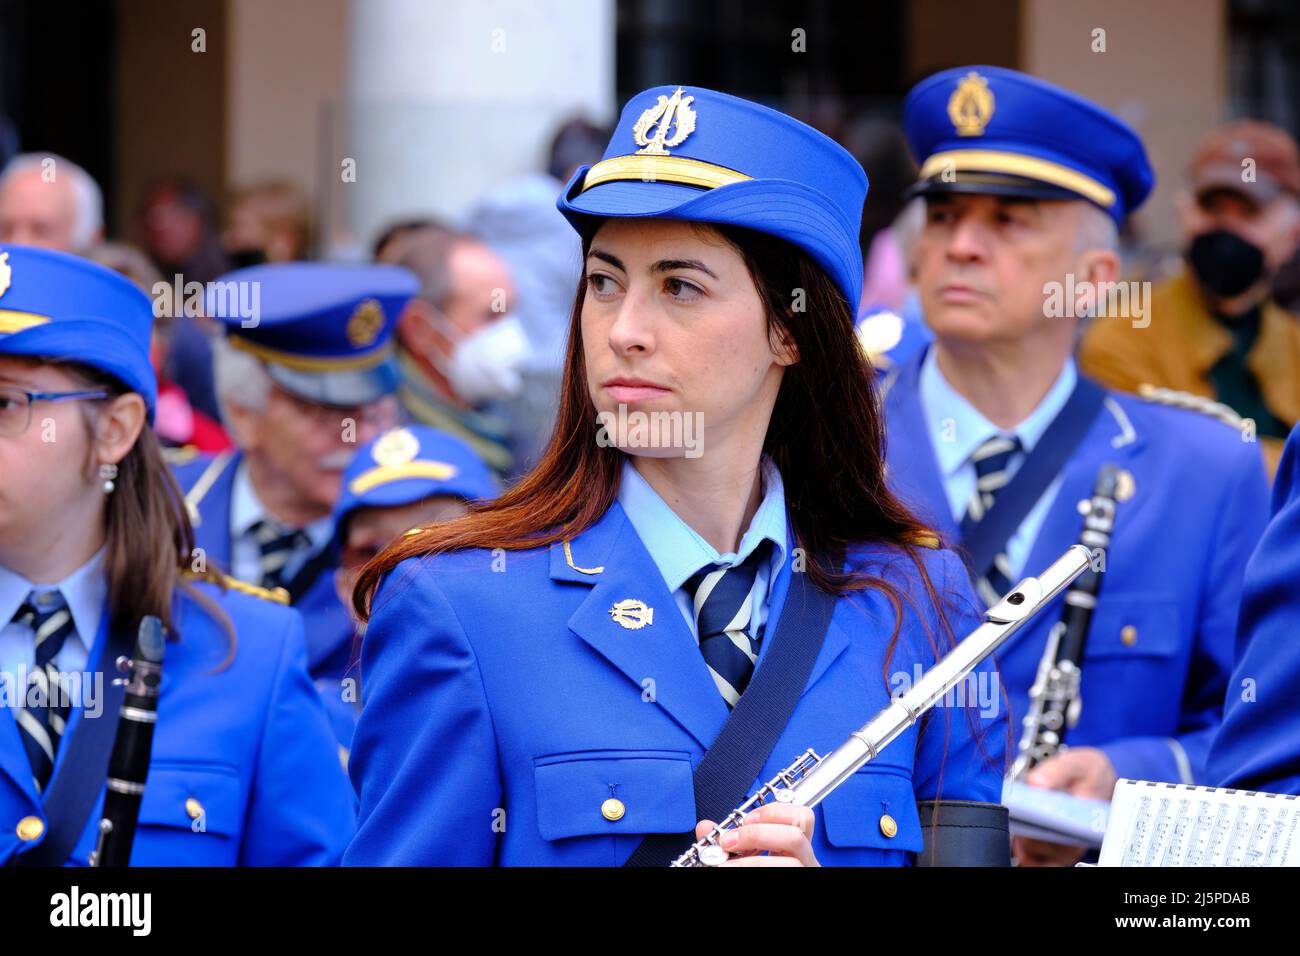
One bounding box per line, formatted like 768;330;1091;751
673;544;1093;867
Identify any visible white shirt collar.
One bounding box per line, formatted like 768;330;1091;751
0;546;108;643
918;347;1078;478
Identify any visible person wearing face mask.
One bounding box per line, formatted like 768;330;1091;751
1082;121;1300;478
376;223;527;478
170;263;414;746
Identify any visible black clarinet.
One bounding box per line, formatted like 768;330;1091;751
1009;464;1120;780
90;616;165;867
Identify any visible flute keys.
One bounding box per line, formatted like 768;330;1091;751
879;814;898;838
16;815;44;842
698;844;730;866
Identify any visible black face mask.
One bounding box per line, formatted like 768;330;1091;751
1186;229;1267;299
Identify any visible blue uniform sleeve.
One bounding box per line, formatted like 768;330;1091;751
344;560;502;865
238;608;357;865
911;549;1008;805
1100;442;1270;785
1209;427;1300;793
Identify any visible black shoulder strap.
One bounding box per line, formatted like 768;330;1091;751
13;622;133;867
623;553;841;867
959;377;1107;576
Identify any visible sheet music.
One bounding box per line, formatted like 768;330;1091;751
1098;778;1300;867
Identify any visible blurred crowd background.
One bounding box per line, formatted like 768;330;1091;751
0;0;1298;480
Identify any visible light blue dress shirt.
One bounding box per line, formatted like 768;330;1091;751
229;459;335;585
918;348;1077;577
616;455;788;644
0;547;106;681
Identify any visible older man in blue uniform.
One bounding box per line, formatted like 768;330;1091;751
865;67;1271;864
1208;421;1300;794
172;263;416;744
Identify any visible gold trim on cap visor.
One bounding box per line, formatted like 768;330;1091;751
581;154;752;193
348;461;460;495
227;334;394;373
918;149;1117;209
0;310;52;334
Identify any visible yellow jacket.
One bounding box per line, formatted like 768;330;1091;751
1080;270;1300;477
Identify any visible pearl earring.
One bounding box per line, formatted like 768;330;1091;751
99;462;118;494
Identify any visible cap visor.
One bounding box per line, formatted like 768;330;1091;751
266;356;401;407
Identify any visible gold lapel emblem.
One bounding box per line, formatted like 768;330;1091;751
346;298;385;347
372;427;420;467
948;71;994;137
0;252;11;298
1114;468;1136;502
609;598;654;630
633;87;697;156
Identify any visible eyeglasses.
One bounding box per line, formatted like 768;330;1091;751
0;386;110;436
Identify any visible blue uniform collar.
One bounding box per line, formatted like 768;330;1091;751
615;454;788;594
0;546;106;650
918;345;1078;478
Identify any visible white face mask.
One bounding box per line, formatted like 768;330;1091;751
443;313;530;405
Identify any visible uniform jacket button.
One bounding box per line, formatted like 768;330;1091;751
16;815;44;842
601;798;626;822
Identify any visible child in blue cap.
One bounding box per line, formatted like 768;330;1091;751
346;87;1007;867
0;245;354;865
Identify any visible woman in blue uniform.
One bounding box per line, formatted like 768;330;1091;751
0;245;355;866
346;87;1007;867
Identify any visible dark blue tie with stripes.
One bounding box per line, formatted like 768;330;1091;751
685;543;770;708
963;434;1023;607
12;589;76;792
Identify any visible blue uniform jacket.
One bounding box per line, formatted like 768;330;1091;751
171;452;356;745
1;580;355;865
1208;423;1300;794
879;348;1270;785
344;500;1006;866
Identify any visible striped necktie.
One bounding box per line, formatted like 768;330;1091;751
12;590;76;792
685;543;769;708
250;519;313;591
962;434;1023;607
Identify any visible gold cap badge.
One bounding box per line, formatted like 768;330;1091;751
609;598;654;630
948;71;995;137
372;427;421;467
633;87;697;156
346;298;385;348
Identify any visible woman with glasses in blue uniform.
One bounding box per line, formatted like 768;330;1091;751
0;246;354;866
346;87;1007;867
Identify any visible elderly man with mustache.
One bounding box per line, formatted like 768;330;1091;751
863;66;1270;866
171;263;415;747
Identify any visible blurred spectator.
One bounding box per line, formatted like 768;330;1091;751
1082;120;1300;478
224;179;314;266
376;222;521;477
372;217;438;260
86;241;232;453
136;177;227;424
0;151;103;252
842;117;918;313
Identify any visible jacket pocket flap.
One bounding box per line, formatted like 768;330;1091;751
534;750;696;841
137;763;241;837
820;767;923;851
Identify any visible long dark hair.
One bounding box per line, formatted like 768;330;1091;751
46;359;230;644
356;220;1005;786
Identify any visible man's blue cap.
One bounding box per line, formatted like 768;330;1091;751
557;85;869;308
0;244;159;414
333;424;498;538
904;66;1154;223
209;262;418;407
